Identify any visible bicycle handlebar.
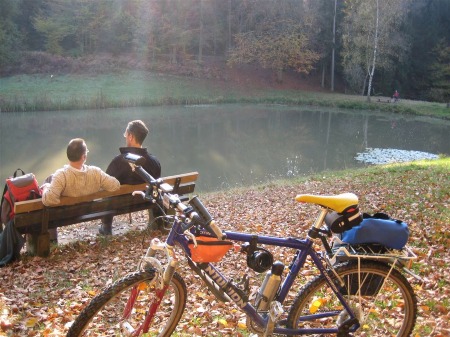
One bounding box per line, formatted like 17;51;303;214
124;153;160;186
124;153;225;240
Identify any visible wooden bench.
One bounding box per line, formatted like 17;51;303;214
13;172;199;257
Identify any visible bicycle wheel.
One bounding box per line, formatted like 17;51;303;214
287;261;417;337
67;269;187;337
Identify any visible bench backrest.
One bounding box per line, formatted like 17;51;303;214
14;172;198;214
13;172;198;232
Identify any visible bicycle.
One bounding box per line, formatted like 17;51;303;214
67;153;419;337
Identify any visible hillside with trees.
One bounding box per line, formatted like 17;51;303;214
0;0;449;103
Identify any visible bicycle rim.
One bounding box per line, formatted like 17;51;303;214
287;261;417;337
67;270;187;337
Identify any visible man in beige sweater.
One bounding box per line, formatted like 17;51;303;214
41;138;120;241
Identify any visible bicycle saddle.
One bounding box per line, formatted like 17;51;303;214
295;193;359;213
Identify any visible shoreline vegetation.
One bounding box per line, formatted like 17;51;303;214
1;70;449;119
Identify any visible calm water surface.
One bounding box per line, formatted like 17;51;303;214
1;104;449;192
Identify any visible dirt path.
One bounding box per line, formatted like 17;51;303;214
49;213;149;246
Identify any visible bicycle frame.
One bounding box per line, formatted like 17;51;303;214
81;157;415;337
154;217;361;336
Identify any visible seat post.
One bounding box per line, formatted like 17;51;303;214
307;208;328;239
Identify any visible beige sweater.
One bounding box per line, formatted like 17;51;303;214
42;164;120;206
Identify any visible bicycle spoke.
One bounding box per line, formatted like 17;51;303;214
287;262;417;336
67;271;187;337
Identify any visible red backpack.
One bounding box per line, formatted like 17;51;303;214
1;169;41;225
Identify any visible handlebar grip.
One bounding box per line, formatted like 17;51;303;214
189;196;225;240
124;153;147;166
124;153;157;185
207;220;225;240
189;196;213;224
135;167;155;186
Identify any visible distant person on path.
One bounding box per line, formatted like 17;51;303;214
392;90;400;102
99;120;161;235
41;138;120;242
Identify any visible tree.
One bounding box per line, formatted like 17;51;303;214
402;0;450;100
427;40;450;102
341;0;410;100
16;0;47;51
34;17;73;55
298;0;341;90
228;20;319;82
0;0;23;68
331;0;338;91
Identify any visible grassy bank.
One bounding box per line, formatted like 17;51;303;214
0;158;448;336
1;71;449;119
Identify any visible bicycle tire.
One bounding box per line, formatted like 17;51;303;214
287;261;417;337
66;269;187;337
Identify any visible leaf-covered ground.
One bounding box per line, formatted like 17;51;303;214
1;159;449;336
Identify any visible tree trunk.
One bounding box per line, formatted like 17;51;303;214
321;63;326;88
171;45;177;64
276;69;283;83
362;74;368;96
227;0;232;51
331;0;337;92
198;0;203;63
366;0;380;103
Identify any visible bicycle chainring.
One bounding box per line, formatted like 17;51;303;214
246;315;265;335
245;315;285;336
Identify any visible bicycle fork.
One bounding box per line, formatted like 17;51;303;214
121;238;179;336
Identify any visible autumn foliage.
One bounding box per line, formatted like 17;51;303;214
228;21;319;83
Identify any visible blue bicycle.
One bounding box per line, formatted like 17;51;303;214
67;154;418;336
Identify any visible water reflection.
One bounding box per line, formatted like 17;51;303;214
1;105;449;192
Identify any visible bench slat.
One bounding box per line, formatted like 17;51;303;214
14;172;198;214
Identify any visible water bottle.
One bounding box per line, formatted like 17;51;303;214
255;261;284;311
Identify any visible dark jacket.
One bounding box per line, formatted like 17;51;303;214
106;147;161;184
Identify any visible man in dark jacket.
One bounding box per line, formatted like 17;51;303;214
99;120;161;235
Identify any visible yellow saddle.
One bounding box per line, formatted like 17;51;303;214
295;193;359;213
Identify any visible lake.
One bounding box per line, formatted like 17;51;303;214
1;104;449;192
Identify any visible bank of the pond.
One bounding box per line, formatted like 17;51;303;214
1;71;449;119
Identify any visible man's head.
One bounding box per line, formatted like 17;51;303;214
67;138;88;162
124;120;148;147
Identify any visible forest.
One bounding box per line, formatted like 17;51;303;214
0;0;449;103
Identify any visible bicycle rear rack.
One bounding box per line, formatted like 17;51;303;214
328;237;417;267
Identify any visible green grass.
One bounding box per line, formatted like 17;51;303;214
212;157;449;236
1;71;449;118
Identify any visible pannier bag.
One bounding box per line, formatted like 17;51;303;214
1;169;41;225
188;236;233;263
341;213;409;250
341;271;384;296
325;206;363;234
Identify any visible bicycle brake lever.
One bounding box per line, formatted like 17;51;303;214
185;231;197;247
132;191;145;198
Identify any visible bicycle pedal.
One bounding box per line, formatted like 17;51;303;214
121;322;135;336
269;301;283;322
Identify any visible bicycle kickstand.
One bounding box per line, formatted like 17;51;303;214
263;301;284;337
336;317;358;337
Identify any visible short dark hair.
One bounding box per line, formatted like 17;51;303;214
67;138;87;162
126;120;148;145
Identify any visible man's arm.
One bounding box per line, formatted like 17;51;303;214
41;171;65;206
106;156;125;181
97;168;120;191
